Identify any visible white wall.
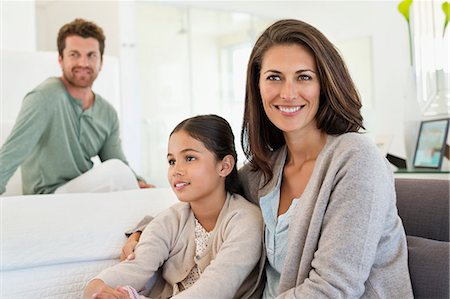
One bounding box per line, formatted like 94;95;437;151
179;0;412;157
2;0;428;185
1;0;36;51
35;0;120;56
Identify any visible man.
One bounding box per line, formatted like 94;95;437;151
0;18;152;195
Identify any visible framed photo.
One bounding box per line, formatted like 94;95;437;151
413;118;450;169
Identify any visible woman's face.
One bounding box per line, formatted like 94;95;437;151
259;44;321;135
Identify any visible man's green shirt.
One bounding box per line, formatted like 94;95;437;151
0;77;133;194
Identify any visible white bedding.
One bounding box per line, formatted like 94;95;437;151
1;188;178;298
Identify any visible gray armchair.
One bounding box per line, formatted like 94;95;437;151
395;178;449;299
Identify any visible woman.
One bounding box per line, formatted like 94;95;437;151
238;19;413;298
122;19;413;298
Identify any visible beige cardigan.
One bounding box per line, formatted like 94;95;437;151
96;193;263;299
239;133;413;298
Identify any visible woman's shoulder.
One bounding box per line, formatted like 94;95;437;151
238;146;286;183
324;133;392;180
328;132;380;158
333;132;373;146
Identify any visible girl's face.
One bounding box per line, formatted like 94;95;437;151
167;130;226;204
259;44;321;136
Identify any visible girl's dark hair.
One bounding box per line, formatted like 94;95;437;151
171;114;242;195
241;19;364;185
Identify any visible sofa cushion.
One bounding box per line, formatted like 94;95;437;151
395;179;449;241
2;188;177;271
407;235;449;299
1;188;178;298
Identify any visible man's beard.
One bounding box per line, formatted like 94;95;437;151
63;67;98;88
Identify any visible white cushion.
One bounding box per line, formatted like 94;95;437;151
1;188;178;298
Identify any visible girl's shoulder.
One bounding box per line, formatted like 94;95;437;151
216;194;263;239
153;202;191;224
226;193;262;221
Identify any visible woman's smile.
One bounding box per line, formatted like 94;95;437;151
259;44;320;134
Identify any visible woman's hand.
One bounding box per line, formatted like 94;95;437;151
120;231;141;261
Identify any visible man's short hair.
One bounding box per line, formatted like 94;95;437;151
57;18;105;59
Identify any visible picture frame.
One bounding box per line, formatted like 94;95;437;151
413;118;450;169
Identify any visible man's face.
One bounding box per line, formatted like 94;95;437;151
58;35;102;89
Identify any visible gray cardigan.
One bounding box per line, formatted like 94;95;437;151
239;133;414;298
96;193;263;299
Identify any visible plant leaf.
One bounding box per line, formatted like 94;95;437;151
443;2;449;34
398;0;413;23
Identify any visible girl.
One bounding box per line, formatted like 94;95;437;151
84;114;262;299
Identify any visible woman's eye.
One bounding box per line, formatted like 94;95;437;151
299;74;311;81
267;75;281;81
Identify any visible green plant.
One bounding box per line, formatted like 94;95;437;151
398;1;449;63
398;0;414;65
443;2;449;36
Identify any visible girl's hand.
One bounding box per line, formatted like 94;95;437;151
91;285;131;299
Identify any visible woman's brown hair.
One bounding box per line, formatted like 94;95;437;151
241;19;364;185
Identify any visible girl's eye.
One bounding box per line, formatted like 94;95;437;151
267;75;281;81
299;74;312;81
168;159;175;166
186;156;196;162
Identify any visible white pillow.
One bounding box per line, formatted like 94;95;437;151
1;188;178;271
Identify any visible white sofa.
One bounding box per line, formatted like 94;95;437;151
1;188;178;298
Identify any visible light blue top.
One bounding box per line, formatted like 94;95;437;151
260;171;299;298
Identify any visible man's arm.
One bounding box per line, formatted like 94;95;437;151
137;180;155;189
0;91;51;194
97;110;152;187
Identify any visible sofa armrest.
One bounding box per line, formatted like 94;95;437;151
395;179;449;241
407;236;450;299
